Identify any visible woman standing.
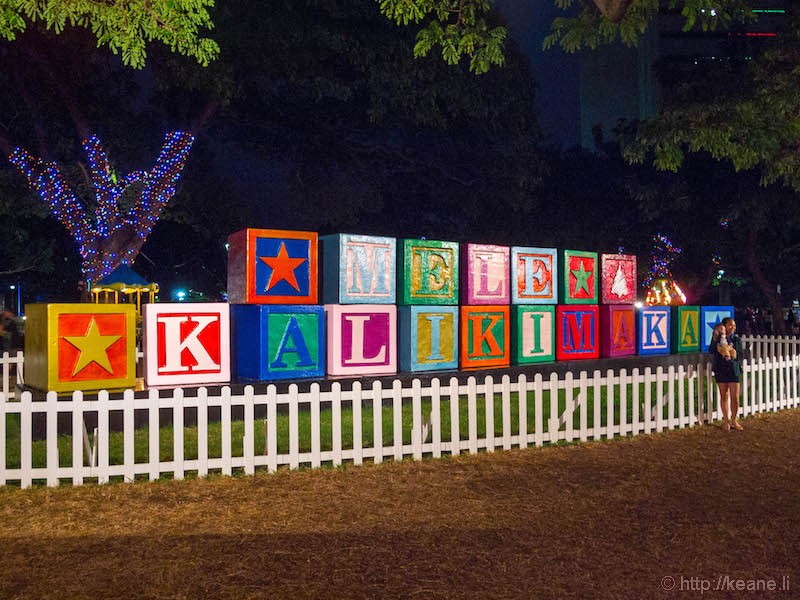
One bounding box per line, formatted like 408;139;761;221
709;317;744;431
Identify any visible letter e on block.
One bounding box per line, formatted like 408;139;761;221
144;303;230;386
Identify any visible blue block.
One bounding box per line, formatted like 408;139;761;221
398;306;459;372
700;305;734;350
637;306;671;355
231;305;325;381
320;234;396;304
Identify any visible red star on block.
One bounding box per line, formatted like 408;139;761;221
260;242;307;292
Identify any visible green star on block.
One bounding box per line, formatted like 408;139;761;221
571;261;592;295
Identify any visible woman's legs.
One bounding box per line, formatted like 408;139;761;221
717;382;731;429
729;382;743;429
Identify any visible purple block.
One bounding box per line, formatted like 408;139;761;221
326;305;397;376
600;305;636;357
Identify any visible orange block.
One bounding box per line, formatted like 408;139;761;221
25;304;137;392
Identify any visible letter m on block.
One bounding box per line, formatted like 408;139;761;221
556;305;599;360
143;304;231;386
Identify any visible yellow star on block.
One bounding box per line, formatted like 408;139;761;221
63;318;121;376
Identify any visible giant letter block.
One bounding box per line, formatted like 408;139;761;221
326;305;397;376
24;303;136;392
231;305;325;381
700;306;734;350
227;228;318;304
600;305;636;358
460;306;510;369
398;239;459;305
512;305;555;364
511;247;558;305
398;306;458;372
462;243;509;305
556;305;599;360
638;306;671;355
320;234;396;304
672;306;700;353
143;303;230;387
600;253;637;304
560;250;598;304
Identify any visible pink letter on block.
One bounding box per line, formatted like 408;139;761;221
143;303;230;387
326;305;397;376
462;243;510;305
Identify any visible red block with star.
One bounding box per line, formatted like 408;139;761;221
560;250;598;305
600;253;637;305
24;303;137;392
227;228;318;304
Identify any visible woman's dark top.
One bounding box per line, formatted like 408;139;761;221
709;333;743;383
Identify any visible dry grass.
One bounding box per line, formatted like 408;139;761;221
1;410;799;599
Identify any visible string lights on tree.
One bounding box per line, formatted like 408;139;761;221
644;233;687;306
8;131;194;286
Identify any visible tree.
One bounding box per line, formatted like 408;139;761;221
377;0;755;73
0;0;219;68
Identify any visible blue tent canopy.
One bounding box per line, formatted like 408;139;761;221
96;265;151;287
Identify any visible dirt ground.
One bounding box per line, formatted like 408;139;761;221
1;411;799;600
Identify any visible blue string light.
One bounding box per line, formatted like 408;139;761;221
9;132;194;283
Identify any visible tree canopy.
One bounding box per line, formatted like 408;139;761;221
377;0;756;73
0;0;219;68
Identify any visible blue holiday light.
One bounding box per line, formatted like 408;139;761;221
9;132;194;283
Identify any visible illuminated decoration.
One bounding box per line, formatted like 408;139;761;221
644;234;687;306
24;303;137;392
8;132;195;285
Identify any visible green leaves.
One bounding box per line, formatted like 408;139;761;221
0;0;220;68
378;0;505;73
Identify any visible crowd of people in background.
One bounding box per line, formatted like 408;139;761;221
735;306;800;337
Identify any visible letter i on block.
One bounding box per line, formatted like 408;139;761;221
560;250;598;304
231;305;325;381
556;305;600;360
700;306;734;349
600;253;637;304
326;305;397;376
512;306;555;364
143;304;230;387
227;228;318;304
638;306;671;355
462;243;509;305
398;239;459;305
599;305;635;357
24;303;137;392
398;306;458;372
511;247;558;304
460;306;510;369
672;306;700;353
320;234;396;304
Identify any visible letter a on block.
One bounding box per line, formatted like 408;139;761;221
671;306;700;353
600;305;635;357
144;303;230;386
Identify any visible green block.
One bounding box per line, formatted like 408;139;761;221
671;305;701;353
512;305;556;364
560;250;598;304
398;239;459;305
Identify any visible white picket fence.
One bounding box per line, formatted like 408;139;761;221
1;335;798;489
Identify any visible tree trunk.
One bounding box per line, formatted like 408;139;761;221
745;228;785;335
592;0;634;23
